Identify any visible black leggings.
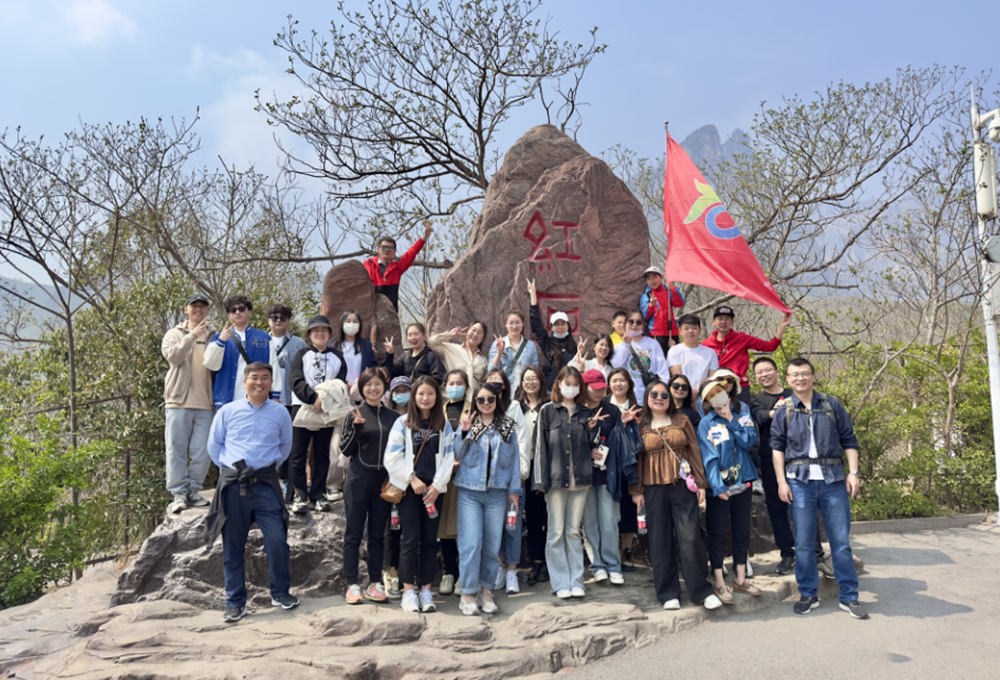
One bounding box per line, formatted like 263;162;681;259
398;488;441;587
525;488;548;562
706;489;753;571
342;460;391;585
288;423;333;502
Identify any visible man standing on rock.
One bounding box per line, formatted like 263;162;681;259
205;362;298;623
363;220;433;310
639;266;685;354
203;295;282;409
701;306;792;406
770;357;868;620
161;292;215;514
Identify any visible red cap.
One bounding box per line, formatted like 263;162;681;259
582;369;608;390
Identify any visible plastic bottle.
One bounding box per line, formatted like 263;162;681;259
726;482;752;496
390;504;401;530
637;502;647;535
506;501;518;533
424;500;439;519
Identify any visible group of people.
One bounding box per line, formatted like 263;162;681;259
162;236;868;623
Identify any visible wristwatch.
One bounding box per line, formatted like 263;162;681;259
848;470;860;477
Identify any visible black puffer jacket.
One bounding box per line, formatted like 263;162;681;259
340;402;401;470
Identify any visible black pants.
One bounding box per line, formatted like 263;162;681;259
525;489;548;562
398;488;440;586
652;335;679;356
619;484;638;535
760;462;826;560
440;538;459;576
342;460;391;585
288;423;333;502
706;488;752;571
644;484;713;604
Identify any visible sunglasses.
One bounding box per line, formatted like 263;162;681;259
649;391;670;400
626;319;644;326
671;384;690;392
228;305;248;314
268;315;288;322
476;395;497;405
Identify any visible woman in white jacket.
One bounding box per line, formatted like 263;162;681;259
611;310;671;403
383;375;456;614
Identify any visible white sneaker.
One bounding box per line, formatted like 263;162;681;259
383;571;402;600
593;569;609;582
506;569;520;594
324;487;343;502
401;589;420;613
609;572;625;585
663;598;681;610
167;495;187;514
493;564;505;590
703;594;723;610
555;589;572;599
419;588;436;613
751;479;764;495
570;587;586;598
439;574;455;595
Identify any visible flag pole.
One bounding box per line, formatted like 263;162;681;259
664;120;674;341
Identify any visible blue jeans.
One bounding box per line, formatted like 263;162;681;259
545;487;590;592
221;481;291;609
164;408;213;497
456;487;508;595
583;485;621;574
499;491;523;566
789;479;859;603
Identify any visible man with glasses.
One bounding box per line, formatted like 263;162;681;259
267;304;306;495
204;295;282;409
667;314;718;390
161;292;216;514
770;357;868;620
363;220;433;310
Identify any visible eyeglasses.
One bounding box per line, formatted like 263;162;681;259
378;244;396;251
626;319;644;326
522;377;540;384
787;372;814;379
476;395;497;405
268;315;288;322
228;305;248;314
671;384;690;392
649;391;670;400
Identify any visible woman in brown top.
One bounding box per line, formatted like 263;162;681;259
630;379;723;611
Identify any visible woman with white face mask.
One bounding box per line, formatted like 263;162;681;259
611;310;671;404
532;366;605;598
333;310;379;391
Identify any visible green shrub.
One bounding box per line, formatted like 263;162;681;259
851;480;941;521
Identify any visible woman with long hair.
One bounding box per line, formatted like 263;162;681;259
667;374;701;429
333;309;379;387
515;365;549;585
341;367;399;604
384;376;456;613
533;366;603;598
428;321;489;411
610;310;670;403
575;333;614;380
382;322;447;383
607;367;640;570
436;369;471;596
631;379;721;611
698;370;761;605
453;382;522;615
488;309;539;388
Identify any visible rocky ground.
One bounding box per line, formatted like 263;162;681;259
1;495;847;680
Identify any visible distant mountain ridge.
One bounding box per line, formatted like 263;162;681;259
679;124;750;169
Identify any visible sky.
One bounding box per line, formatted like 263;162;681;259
2;0;996;179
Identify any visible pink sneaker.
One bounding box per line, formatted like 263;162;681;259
345;584;364;604
364;582;388;603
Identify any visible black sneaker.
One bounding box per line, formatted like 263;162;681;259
621;548;636;572
793;596;819;615
840;600;869;619
776;555;795;576
271;594;299;610
817;558;836;579
223;605;246;623
526;562;543;586
538;563;550;582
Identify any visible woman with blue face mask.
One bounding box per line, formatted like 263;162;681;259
435;369;471;596
380;375;412;599
428;321;488;413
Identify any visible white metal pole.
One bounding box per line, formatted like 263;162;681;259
970;92;1000;503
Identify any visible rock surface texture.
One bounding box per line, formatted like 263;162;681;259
321;259;403;361
427;125;650;341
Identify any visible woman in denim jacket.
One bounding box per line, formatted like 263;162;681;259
697;371;760;605
453;383;522;616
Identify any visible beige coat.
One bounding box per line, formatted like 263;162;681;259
161;322;212;408
427;333;488;409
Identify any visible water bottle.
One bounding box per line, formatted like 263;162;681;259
424;500;439;519
726;482;752;496
506;501;518;533
390;504;401;530
637;501;647;535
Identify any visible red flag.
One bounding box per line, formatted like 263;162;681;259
663;134;790;313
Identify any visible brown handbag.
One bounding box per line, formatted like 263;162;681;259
380;428;430;503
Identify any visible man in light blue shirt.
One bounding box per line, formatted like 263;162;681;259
205;362;296;623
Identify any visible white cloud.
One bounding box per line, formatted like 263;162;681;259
59;0;136;46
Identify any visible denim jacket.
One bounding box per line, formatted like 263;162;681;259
770;391;858;485
698;401;759;498
488;336;539;388
453;413;522;495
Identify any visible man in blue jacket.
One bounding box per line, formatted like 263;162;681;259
203;295;282;408
771;357;868;620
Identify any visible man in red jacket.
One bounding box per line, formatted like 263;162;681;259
363;220;433;310
701;305;793;405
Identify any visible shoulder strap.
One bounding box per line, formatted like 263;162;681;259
231;333;253;366
409;352;425;381
275;336;290;357
510;338;527;367
412;428;430;466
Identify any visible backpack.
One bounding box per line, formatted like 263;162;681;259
786;391;838;427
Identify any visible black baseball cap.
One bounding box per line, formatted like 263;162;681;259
185;293;210;306
713;306;735;319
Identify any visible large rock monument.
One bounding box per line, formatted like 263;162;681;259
427;125;650;340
